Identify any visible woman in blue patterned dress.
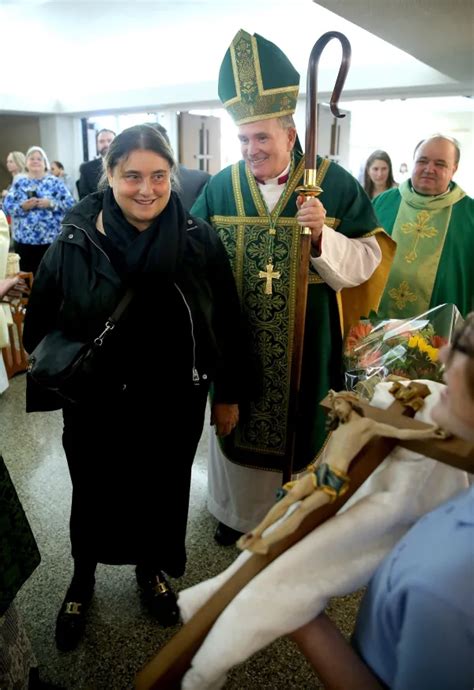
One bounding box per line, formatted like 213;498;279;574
3;146;74;274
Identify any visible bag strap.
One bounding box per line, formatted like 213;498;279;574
94;287;135;347
109;286;136;324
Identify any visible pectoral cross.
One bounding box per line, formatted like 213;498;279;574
258;262;280;295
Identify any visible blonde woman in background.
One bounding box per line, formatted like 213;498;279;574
1;152;27;245
1;151;26;199
0;210;11;393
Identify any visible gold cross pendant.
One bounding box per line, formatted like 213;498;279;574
258;262;281;295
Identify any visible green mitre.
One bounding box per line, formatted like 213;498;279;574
218;29;300;125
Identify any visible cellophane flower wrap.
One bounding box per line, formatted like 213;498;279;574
343;303;463;398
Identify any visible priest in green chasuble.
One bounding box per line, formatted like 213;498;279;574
191;29;395;545
375;135;474;319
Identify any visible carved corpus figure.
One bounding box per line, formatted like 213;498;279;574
238;389;446;554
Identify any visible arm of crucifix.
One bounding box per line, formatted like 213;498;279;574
370;421;447;441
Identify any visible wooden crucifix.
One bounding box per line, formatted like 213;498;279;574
135;386;473;690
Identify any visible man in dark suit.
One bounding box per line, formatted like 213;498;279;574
77;129;115;199
150;124;211;210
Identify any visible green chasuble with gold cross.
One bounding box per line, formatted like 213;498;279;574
375;181;474;318
192;150;390;472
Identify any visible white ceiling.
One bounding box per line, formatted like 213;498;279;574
317;0;474;85
0;0;472;115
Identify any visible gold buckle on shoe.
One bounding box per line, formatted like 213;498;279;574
65;601;82;615
153;581;169;595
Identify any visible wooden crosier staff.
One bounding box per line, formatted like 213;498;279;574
283;31;351;483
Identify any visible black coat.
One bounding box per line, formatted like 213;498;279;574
177;165;211;211
23;192;245;412
76;158;104;199
0;455;41;615
22;192;247;571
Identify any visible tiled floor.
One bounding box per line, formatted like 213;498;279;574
1;374;362;689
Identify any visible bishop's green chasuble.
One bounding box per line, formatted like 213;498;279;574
375;182;474;319
192;151;390;472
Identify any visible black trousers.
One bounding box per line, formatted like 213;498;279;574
62;382;208;578
13;242;50;275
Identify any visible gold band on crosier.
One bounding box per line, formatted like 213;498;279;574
295;168;323;236
302;169;319;188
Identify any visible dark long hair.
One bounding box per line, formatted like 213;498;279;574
98;124;178;190
363;149;395;199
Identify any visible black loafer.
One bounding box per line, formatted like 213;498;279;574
137;570;179;627
55;593;92;652
214;521;243;547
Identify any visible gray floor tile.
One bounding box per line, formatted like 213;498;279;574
1;375;361;689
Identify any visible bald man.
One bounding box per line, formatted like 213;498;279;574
375;135;474;318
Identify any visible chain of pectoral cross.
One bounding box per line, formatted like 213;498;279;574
258;216;281;295
257;166;294;296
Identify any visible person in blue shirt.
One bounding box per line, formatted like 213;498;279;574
3;146;74;274
291;312;474;690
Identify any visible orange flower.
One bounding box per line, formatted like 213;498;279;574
359;349;382;368
430;335;448;349
345;322;373;353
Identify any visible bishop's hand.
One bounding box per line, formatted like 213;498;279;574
296;195;326;251
211;403;239;437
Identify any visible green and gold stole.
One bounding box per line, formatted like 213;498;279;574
379;181;465;317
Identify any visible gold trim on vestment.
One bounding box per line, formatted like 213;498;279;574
230;165;247;294
224;33;299;125
339;227;396;333
308;274;326;284
324;217;340;230
231;111;298;125
217;158;337;293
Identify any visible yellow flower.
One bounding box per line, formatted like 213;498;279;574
407;334;439;363
424;344;439;363
408;334;424;349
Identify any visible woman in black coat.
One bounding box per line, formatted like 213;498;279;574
23;125;244;652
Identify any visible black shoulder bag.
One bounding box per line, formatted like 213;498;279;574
27;288;134;405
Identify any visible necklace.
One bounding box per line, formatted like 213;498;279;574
256;158;294;295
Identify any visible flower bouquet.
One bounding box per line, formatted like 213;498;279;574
343;303;463;398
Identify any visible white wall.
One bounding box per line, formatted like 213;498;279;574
39;115;84;187
345;97;474;195
0;0;461;116
33;96;472;200
192;96;474;197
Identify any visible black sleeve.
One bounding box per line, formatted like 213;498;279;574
23;243;63;354
77;163;91;200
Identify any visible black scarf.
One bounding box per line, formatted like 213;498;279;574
102;187;187;283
